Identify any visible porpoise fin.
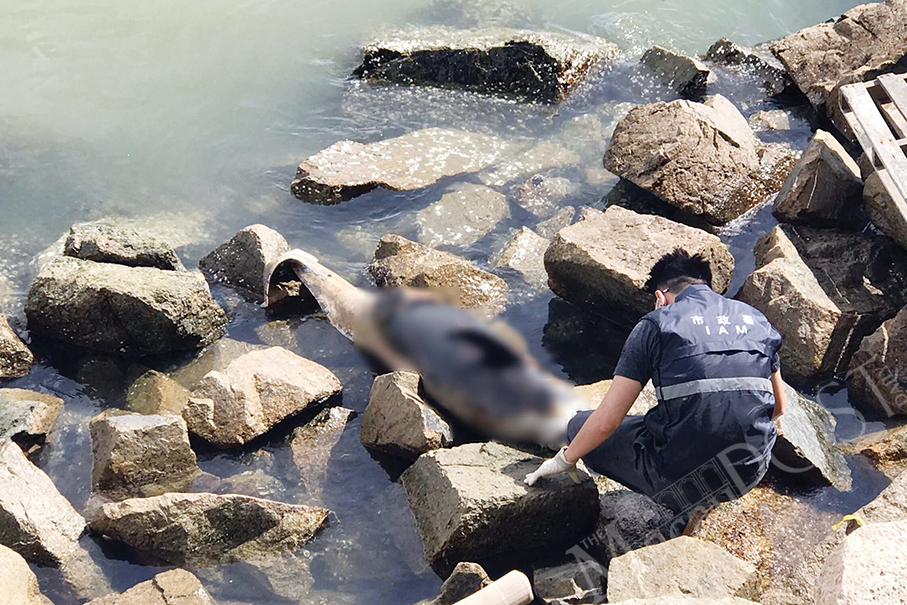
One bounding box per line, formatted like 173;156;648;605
450;328;524;369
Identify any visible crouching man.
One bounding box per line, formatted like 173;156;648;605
526;249;787;533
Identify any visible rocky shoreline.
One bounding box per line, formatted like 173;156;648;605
3;1;907;604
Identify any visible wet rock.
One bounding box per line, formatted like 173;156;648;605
64;223;185;271
432;561;491;605
748;110;792;132
0;440;86;566
846;306;907;417
517;175;577;218
368;234;508;310
772;385;851;490
704;38;794;98
290;128;516;204
573;380;659;417
863;169;907;253
416;183;509;248
0;544;53;605
641;46;714;97
0;316;32;378
845;425;907;477
199;224;290;296
585;476;675;563
544;206;734;324
400;441;599;576
25;257;227;356
170;338;264;390
89;492;329;565
290;406;356;504
773;130;862;227
183;347;342;447
125;370;190;416
533;560;606;605
478;141;580;188
770;0;907;131
90;410;198;498
604;94;792;226
0;388;63;445
535;206;576;239
815;520;907;605
360;371;452;460
489;227;549;289
353;27;618;104
85;568;216;605
417;0;532;30
606;536;760;602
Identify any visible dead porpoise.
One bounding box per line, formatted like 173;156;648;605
263;249;580;448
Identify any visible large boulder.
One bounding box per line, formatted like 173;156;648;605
199;224;289;296
0;388;63;446
773;130;863;227
770;0;907;131
0;316;32;378
606;536;760;602
544;206;734;324
25;257;227;356
704;38;794;98
573;380;660;417
490;227;549;290
353;27;618;103
85;568;216;605
815;520;907;605
0;544;53;605
416;183;509;248
847;303;907;417
863;169;907;252
125;370;190;416
290;128;517;204
0;440;86;566
64;223;185;271
90;410;199;498
368;234;508;310
89;492;329;565
604;95;793;226
400;441;599;576
772;385;851;490
290;406;356;504
432;561;492;605
641;46;713;98
360;371;453;460
183;347;342;447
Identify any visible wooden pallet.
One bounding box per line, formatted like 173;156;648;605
840;73;907;209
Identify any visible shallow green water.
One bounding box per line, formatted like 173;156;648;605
0;1;890;603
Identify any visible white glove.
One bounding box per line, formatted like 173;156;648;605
524;446;580;486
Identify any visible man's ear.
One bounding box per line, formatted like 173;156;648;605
654;289;668;310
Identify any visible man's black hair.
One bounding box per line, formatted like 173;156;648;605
644;249;713;294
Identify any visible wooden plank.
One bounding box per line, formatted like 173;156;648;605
875;167;907;221
842;83;907;203
840;102;876;166
880;101;907;138
879;73;907;121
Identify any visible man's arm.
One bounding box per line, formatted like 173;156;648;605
564;376;642;463
771;369;786;420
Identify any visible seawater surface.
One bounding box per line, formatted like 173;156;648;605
0;1;891;604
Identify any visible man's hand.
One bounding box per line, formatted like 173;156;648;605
524;447;579;486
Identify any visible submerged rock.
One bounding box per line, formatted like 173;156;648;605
184;347;342;447
25;257;227;356
290;406;356;504
770;0;907;131
64;223;185;271
0;440;86;566
0;316;32;378
704;38;794;98
400;441;599;576
360;371;453;460
85;569;216;605
368;234;508;310
489;227;549;289
846;306;907;417
290;128;516;204
517;175;577;218
416;183;509;248
90;410;199;498
641;46;714;97
748;109;792;132
533;559;606;605
353;27;618;103
535;205;576;239
477;141;580;188
815;520;907;605
432;561;492;605
89;492;329;565
604;94;793;226
606;536;760;602
845;425;907;477
0;544;53;605
773;130;863;227
544;206;734;324
199;224;290;296
125;370;190;416
0;388;63;446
